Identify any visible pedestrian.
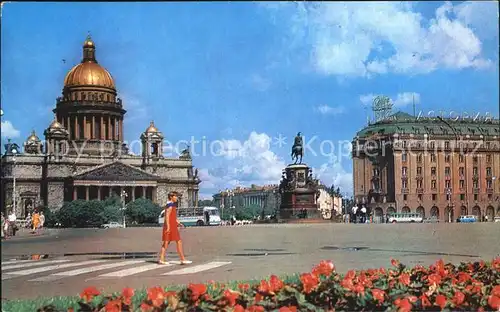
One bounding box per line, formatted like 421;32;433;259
8;210;17;236
158;192;192;265
32;209;40;234
39;211;45;229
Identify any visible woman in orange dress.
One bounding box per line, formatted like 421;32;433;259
32;210;40;233
158;192;192;265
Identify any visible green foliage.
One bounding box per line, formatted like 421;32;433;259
197;199;213;207
39;206;58;228
235;204;260;220
125;198;162;224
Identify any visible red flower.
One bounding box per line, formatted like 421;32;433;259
406;296;418;303
371;289;385;303
254;293;263;303
234;305;245;312
147;286;165;307
140;302;152;312
345;270;356;280
223;289;239;307
104;299;121;312
398;273;410;286
488;295;500;310
435;294;447;309
394;298;412;312
457;272;471;284
269;275;284;292
353;284;365;295
121;287;134;305
247;305;265;312
491;285;500;297
312;260;335;278
427;273;442;286
391;258;400;267
238;283;250;292
341;277;354;290
300;273;319;294
452;291;465;306
492;257;500;270
420;295;432;308
188;283;207;301
258;280;271;294
279;306;297;312
80;286;100;303
358;272;373;288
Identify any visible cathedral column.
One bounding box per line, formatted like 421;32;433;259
152;187;157;203
131;187;135;202
108;117;112;140
73;187;77;201
142;186;146;199
74;116;79;139
83;116;87;139
85;186;90;200
67;116;71;138
119;119;123;141
92;116;96;139
101;116;105;140
97;187;101;201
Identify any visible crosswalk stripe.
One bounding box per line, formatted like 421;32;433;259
1;260;105;280
162;261;231;275
29;260;145;282
2;260;36;266
2;260;70;271
96;262;174;278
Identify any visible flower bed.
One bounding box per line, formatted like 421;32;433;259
31;258;500;311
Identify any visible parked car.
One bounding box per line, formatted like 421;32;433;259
457;215;477;223
423;216;440;223
101;222;124;229
494;217;500;223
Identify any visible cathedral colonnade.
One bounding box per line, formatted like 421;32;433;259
72;182;157;204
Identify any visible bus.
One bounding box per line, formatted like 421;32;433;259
158;206;221;227
387;212;423;223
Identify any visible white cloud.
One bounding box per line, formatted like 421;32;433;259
315;104;345;115
454;1;499;40
122;94;149;123
261;1;494;77
1;120;20;139
199;131;286;196
249;74;272;91
359;92;420;108
313;154;353;196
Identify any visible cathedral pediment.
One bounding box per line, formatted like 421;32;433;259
73;162;158;181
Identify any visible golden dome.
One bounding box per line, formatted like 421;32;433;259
26;130;40;142
145;121;159;133
48;118;64;130
63;35;115;89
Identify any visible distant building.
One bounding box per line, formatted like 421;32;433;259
316;186;343;219
352;110;500;222
213;184;280;216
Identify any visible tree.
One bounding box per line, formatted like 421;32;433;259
198;199;214;207
56;200;105;228
126;198;162;224
235;204;260;220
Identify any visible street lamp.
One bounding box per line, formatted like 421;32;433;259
446;187;453;222
120;190;128;228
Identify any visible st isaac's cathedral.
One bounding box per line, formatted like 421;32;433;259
1;36;200;217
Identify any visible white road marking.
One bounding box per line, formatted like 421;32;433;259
162;261;231;275
2;260;70;271
2;260;36;266
29;260;145;282
1;260;105;280
93;262;174;278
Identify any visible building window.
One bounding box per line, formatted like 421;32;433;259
403;141;407;149
402;153;407;162
445;141;450;149
445;153;450;162
402;167;407;176
417;153;422;163
487;180;492;188
431;153;436;162
418;194;423;201
473;167;478;175
486;167;492;176
486;154;491;163
488;194;493;200
431;180;437;189
373;168;380;176
402;180;408;189
459;154;464;163
431;167;437;175
459;167;465;176
446;194;451;201
432;194;437;201
445;167;451;176
473;155;478;163
445;180;451;188
473;180;479;188
429;141;435;149
403;194;408;201
417;167;422;175
474;194;478;201
459;180;465;189
460;194;465;201
417;180;423;188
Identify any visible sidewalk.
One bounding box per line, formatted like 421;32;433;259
2;228;61;239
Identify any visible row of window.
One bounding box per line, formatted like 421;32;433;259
403;152;493;163
402;166;493;177
403;179;493;189
403;193;492;202
400;140;496;149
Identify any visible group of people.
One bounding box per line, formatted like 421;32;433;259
1;208;45;239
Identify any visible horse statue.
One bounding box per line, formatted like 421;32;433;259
291;132;303;164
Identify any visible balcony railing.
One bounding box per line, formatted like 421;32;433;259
486;188;493;194
416;188;424;194
473;188;480;194
402;188;409;194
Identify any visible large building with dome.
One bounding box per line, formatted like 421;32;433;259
1;36;200;217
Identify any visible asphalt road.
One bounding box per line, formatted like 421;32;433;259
1;223;499;300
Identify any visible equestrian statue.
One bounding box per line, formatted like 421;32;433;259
291;132;304;164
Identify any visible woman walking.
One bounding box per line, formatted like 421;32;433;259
158;192;192;265
32;209;40;234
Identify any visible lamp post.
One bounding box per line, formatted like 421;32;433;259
11;147;18;217
446;187;452;222
120;190;128;228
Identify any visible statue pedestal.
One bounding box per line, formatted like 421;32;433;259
279;164;321;221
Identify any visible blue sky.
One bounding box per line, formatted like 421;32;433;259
1;2;499;198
